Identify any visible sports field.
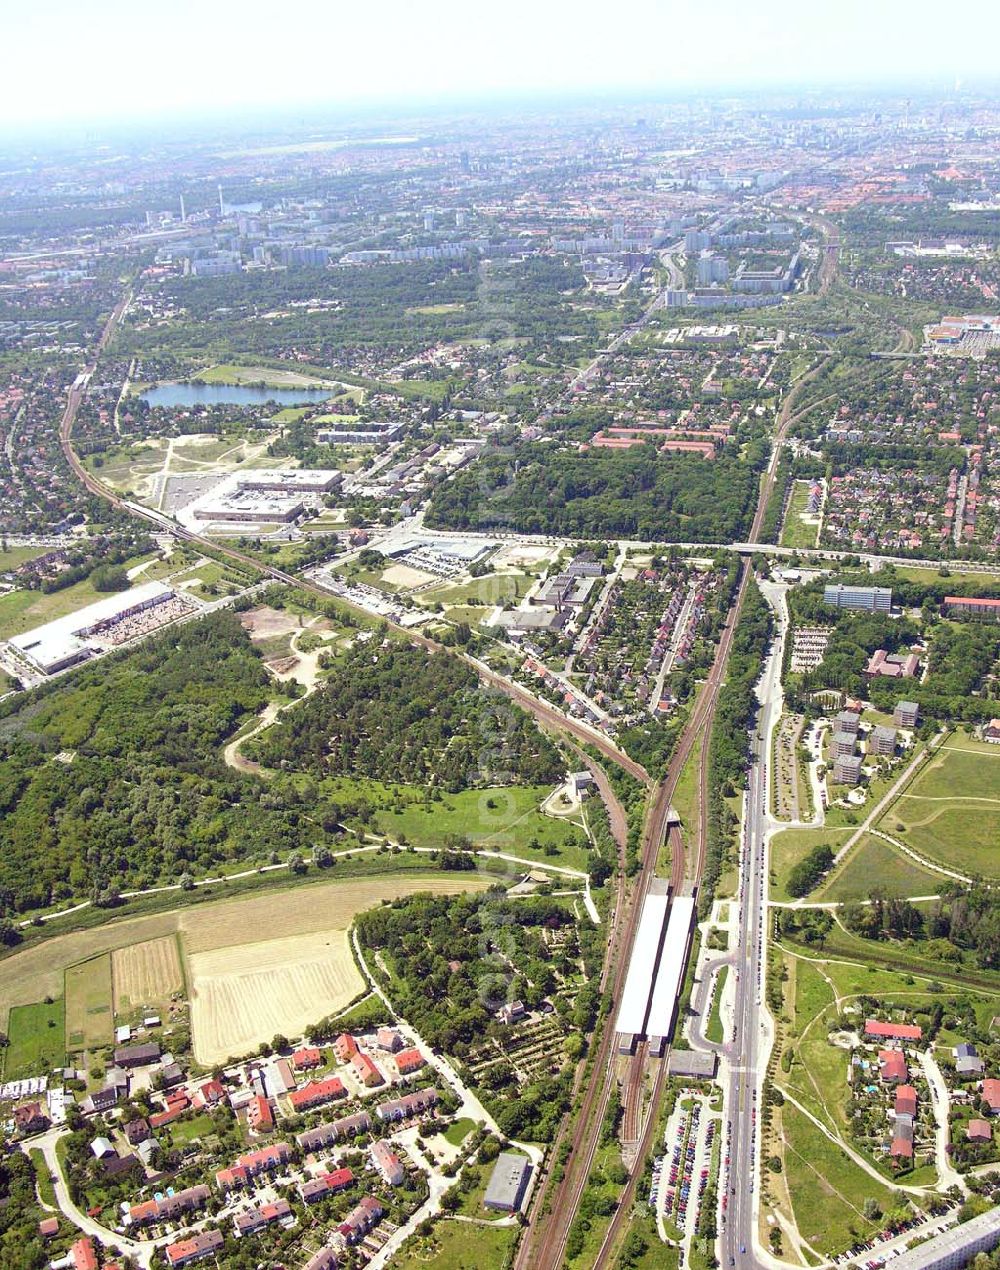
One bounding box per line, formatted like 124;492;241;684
877;733;1000;878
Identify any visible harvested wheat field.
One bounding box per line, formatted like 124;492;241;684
112;935;185;1016
188;930;359;1065
178;875;486;953
181;874;488;1063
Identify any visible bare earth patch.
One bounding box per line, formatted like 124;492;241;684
381;563;438;588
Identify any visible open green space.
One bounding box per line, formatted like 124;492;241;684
877;737;1000;879
423;572;534;608
164;1112;216;1146
4;998;66;1078
360;781;590;872
780;1103;888;1257
707;966;728;1044
193;362;336;387
817;834;943;902
393;1219;517;1269
780;481;819;550
0;546;51;572
65;954;113;1052
769;826;852;903
440;1117;477;1147
29;1148;57;1208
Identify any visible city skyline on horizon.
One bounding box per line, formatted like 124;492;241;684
4;0;1000;132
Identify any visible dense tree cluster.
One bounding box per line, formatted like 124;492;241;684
785;844;835;898
841;884;1000;971
703;577;773;904
251;641;563;790
426;443;757;542
0;613;274;914
0;1153;49;1269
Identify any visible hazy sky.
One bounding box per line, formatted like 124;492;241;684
6;0;1000;128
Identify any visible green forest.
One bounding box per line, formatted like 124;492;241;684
250;641;563;789
425;443;758;542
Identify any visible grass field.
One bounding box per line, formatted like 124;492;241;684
877;734;1000;878
422;573;534;608
780;481;820;550
371;784;590;871
194;363;336;388
112;936;185;1018
393;1219;517;1269
780;1103;888;1256
707;966;728;1044
5;998;65;1078
816;834;943;902
0;565;164;641
65;954;114;1052
0;546;50;572
769;827;853;902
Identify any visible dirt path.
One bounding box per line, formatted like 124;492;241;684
223;618;326;773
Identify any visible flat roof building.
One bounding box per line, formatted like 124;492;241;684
889;1203;1000;1269
833;754;863;786
9;581;177;675
647;894;697;1056
894;701;919;728
615;881;671;1052
484;1152;533;1212
824;584;892;613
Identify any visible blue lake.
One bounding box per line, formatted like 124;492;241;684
140;382;334;408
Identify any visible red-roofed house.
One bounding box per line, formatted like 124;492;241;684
334;1033;358;1062
968;1119;993;1143
351;1051;384;1088
394;1048;425;1076
165;1231;224;1268
71;1237;98;1270
194;1079;227;1108
895;1085;918;1118
248;1094;273;1133
865;1019;922;1042
982;1079;1000;1113
377;1027;403;1053
879;1050;908;1084
289;1077;347;1112
293;1047;322;1070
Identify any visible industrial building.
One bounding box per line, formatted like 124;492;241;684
9;581;179;675
483;1152;533;1212
824;584;892;612
185;467;341;526
647;893;697;1056
615;880;671;1053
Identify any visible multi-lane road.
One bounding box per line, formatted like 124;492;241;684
718;579;786;1270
